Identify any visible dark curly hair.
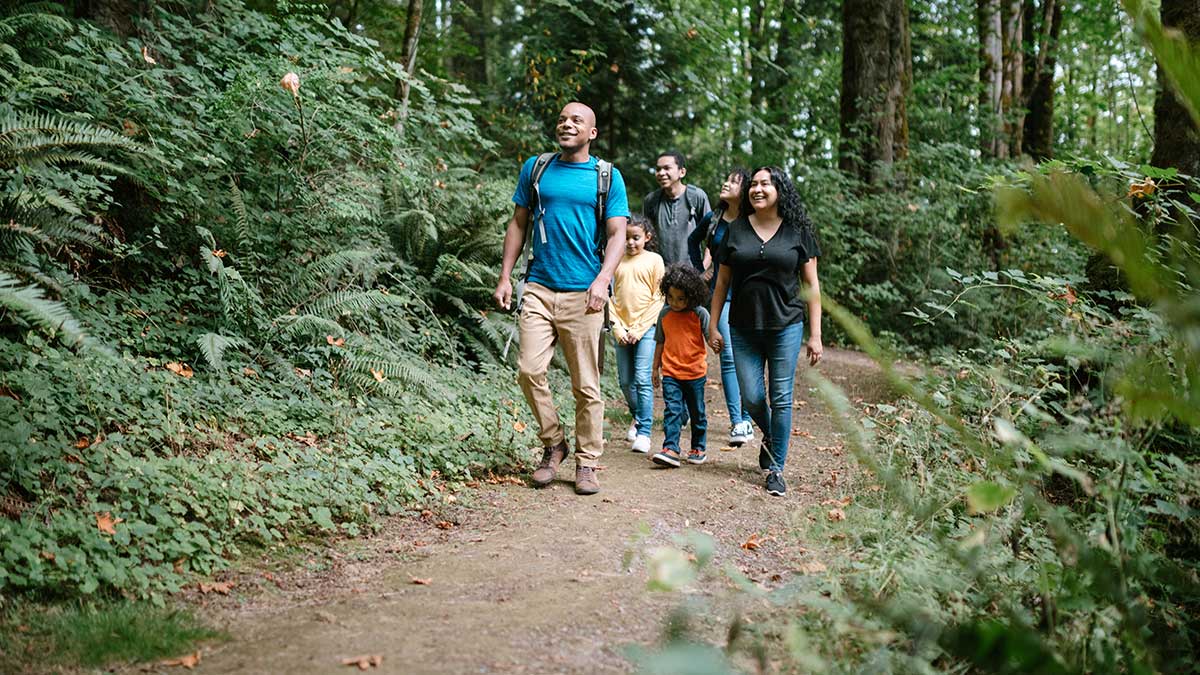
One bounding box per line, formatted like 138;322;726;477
739;166;814;233
626;213;658;252
660;263;710;310
717;166;752;213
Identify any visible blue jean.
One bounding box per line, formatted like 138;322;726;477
614;326;656;438
716;299;752;428
662;376;706;452
730;322;804;472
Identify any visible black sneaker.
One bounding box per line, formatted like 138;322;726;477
765;471;786;497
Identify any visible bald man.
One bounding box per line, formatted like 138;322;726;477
493;102;630;495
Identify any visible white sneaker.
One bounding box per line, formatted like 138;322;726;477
631;435;651;453
625;424;638;443
730;421;754;447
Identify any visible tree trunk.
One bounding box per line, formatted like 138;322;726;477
1150;0;1200;177
394;0;425;136
999;0;1024;156
839;0;911;185
76;0;142;37
1022;0;1062;159
978;0;1003;156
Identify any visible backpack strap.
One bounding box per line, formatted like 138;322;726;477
683;184;705;226
594;159;612;254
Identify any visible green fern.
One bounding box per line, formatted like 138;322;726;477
301;289;405;319
196;332;248;373
0;270;84;345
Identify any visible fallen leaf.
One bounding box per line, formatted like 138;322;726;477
827;508;846;522
211;249;227;258
821;496;853;508
791;429;813;438
95;512;122;535
198;581;235;595
141;45;156;65
435;520;454;530
165;362;194;378
122;119;140;136
371;368;385;382
326;335;345;347
685;27;699;39
513;420;527;432
242;367;258;378
295;367;312;378
315;610;338;623
75;437;91;449
40;551;55;561
341;654;383;670
410;577;431;585
280;72;301;96
161;651;200;669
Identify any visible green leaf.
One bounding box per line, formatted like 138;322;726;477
966;481;1017;515
309;506;335;530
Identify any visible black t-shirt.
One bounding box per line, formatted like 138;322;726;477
717;216;821;330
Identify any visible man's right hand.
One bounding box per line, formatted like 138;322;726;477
493;278;513;311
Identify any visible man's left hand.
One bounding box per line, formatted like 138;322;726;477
586;277;609;314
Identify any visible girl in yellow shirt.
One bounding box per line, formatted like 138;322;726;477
609;215;665;453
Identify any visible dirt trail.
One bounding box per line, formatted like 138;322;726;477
189;349;891;674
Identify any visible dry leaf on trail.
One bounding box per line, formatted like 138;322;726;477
95;512;122;535
326;335;346;347
867;484;883;492
370;368;385;382
797;560;827;575
827;508;846;522
741;533;773;551
410;577;431;585
718;445;738;452
140;45;156;65
513;420;527;432
161;651;201;669
821;496;853;508
341;654;383;670
165;362;194;378
435;520;454;530
198;581;235;595
791;429;813;438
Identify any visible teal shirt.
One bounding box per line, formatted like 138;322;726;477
512;155;630;292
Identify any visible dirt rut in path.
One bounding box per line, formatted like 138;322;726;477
190;349;891;674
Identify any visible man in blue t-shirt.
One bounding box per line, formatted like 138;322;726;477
493;102;630;496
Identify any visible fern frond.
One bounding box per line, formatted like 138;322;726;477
0;270;84;345
271;313;345;338
302;289;405;319
343;352;443;397
229;179;251;251
196;332;248;373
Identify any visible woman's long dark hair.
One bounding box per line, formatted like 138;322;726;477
739;166;813;233
717;167;752;214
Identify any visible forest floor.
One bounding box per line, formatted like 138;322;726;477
166;348;893;674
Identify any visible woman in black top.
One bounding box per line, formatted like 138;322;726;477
708;167;823;497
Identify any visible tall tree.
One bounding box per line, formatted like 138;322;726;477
839;0;912;184
1149;0;1200;176
977;0;1024;157
394;0;424;136
1021;0;1063;159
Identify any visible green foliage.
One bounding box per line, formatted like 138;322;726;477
0;600;222;671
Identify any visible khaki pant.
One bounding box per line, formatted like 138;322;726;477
517;283;605;467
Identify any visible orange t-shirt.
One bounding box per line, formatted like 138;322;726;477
657;307;710;380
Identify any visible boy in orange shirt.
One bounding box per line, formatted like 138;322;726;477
651;264;712;467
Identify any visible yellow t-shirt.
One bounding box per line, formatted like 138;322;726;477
609;251;664;341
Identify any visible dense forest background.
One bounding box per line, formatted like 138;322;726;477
1;0;1198;671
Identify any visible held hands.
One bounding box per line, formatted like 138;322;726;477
708;326;723;353
806;336;823;366
493;278;513;311
652;368;661;388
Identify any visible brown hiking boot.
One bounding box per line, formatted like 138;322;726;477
574;465;600;495
531;441;568;487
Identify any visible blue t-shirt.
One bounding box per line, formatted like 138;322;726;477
512;155;630;292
